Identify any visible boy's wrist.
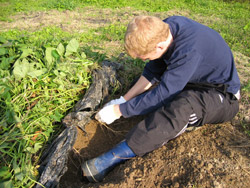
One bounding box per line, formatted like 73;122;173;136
114;104;122;117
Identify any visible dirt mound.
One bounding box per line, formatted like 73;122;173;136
59;116;249;188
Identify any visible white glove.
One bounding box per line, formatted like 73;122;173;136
104;96;126;107
95;105;121;124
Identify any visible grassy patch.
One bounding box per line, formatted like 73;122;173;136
97;23;127;42
0;0;80;21
1;0;249;56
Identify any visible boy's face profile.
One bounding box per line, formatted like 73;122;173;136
134;29;173;61
138;38;172;61
138;47;165;61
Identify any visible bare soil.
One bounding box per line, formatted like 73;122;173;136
0;7;147;32
59;116;249;188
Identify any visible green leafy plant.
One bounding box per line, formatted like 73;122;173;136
0;36;94;187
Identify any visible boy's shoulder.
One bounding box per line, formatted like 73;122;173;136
163;16;188;22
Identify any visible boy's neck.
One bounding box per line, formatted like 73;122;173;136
164;30;173;51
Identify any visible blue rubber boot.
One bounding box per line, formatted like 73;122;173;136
81;140;136;182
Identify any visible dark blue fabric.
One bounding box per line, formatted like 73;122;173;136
120;16;240;118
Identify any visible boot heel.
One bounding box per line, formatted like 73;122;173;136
81;159;100;182
81;140;136;182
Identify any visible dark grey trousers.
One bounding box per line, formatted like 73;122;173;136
126;87;239;156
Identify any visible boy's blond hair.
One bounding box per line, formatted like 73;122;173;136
125;16;170;58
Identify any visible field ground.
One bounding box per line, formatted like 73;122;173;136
0;4;249;188
60;117;249;188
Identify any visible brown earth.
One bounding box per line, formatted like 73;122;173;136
59;115;249;188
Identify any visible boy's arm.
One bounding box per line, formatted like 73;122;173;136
123;57;167;101
94;75;152;125
120;50;202;118
123;75;152;101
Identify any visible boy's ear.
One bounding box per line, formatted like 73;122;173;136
156;41;165;49
156;41;168;51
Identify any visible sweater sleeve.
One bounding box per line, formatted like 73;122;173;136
142;58;167;83
120;50;202;118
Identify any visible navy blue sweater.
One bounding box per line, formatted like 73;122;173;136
120;16;240;118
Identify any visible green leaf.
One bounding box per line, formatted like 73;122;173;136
25;147;32;153
27;68;47;78
0;69;10;78
0;87;11;100
34;143;42;153
13;162;23;181
52;76;66;89
56;43;65;56
25;143;42;154
0;36;7;44
13;59;46;79
0;48;7;56
0;180;13;188
19;48;33;59
40;116;50;125
0;167;12;187
5;110;16;124
0;57;11;70
12;59;30;79
43;127;53;138
0;167;11;178
77;74;83;84
243;21;250;31
50;109;63;122
59;71;66;77
45;47;55;69
52;50;60;60
65;38;79;56
81;52;86;59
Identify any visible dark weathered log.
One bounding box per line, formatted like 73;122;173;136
62;61;122;132
36;61;122;188
36;126;77;188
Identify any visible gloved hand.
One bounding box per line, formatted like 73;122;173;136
104;96;126;107
95;104;121;124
